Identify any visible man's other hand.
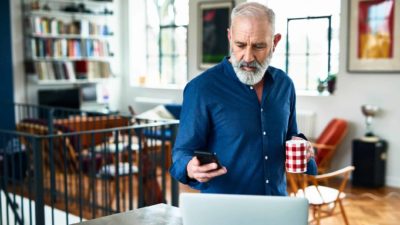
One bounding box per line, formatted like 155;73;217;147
187;156;227;183
291;136;315;162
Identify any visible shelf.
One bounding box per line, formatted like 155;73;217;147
28;77;118;85
296;90;331;97
26;10;114;19
30;33;113;40
39;0;114;5
30;56;113;62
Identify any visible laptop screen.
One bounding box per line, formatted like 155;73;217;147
180;193;308;225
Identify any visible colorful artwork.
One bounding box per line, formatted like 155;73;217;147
357;0;394;59
348;0;400;72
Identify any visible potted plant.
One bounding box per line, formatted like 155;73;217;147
317;78;326;93
326;74;336;94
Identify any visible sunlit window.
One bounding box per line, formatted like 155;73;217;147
130;0;188;87
286;16;332;91
248;0;341;93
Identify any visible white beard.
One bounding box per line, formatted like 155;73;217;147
231;52;272;85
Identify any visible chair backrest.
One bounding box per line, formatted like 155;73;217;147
54;115;131;148
16;123;79;174
314;118;348;173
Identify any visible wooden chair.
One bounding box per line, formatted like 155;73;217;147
287;166;355;225
312;118;348;174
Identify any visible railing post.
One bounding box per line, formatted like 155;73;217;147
47;107;56;223
33;137;45;225
137;128;144;208
170;124;179;207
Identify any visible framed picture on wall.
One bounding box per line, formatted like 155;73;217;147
348;0;400;72
198;1;233;70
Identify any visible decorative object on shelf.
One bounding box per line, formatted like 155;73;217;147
63;3;94;14
348;0;400;72
361;104;380;141
198;1;233;70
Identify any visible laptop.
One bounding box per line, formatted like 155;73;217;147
180;193;308;225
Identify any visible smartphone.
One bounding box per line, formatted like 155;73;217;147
194;150;222;169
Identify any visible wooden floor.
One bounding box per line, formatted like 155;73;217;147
179;183;400;225
323;184;400;225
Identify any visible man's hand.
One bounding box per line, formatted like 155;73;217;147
187;156;227;183
291;136;315;162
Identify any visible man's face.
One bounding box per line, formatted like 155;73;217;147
228;16;281;85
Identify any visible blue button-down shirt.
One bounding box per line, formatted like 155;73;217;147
170;57;317;196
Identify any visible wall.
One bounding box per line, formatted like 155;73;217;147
0;0;15;130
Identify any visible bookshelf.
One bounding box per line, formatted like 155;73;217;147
23;0;116;84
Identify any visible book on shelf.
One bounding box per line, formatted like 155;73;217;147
30;38;112;58
46;61;56;80
64;61;76;81
29;16;113;36
33;61;80;81
87;61;111;79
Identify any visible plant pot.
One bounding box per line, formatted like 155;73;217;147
327;78;336;94
317;83;325;93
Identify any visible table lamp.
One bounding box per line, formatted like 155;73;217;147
361;104;379;139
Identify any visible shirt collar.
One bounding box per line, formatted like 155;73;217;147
223;57;277;84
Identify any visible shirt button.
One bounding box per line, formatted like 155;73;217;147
266;179;269;184
250;86;254;90
263;131;266;135
261;108;264;112
265;156;268;160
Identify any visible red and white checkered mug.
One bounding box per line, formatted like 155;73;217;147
285;140;308;173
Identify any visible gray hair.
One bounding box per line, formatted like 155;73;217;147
231;2;276;33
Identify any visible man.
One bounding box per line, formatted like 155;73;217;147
170;2;317;195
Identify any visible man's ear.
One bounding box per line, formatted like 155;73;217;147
272;33;282;52
227;28;231;41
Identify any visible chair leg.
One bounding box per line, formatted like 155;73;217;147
309;206;318;225
338;199;350;225
316;205;321;225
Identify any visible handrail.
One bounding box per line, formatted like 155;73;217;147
0;120;179;137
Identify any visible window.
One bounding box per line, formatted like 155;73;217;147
285;16;332;91
249;0;341;94
130;0;189;87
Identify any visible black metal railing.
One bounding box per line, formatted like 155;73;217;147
0;103;179;225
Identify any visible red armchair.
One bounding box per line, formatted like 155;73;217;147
312;118;348;174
